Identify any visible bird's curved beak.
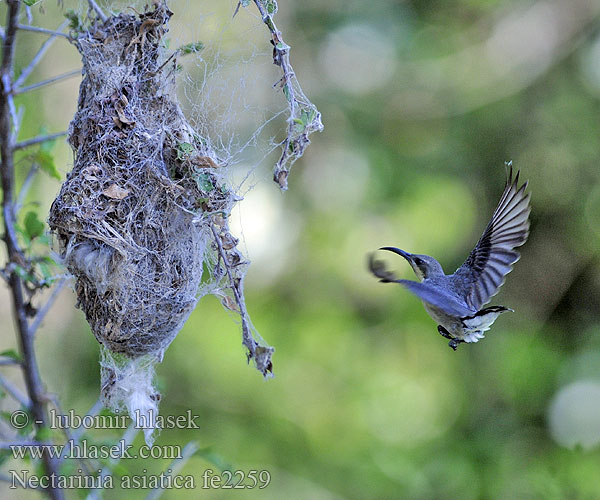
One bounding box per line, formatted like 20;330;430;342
380;247;412;262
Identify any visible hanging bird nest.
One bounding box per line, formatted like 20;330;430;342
49;3;273;442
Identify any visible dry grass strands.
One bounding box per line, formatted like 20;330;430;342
49;4;273;444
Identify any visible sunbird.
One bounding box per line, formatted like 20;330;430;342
369;164;531;350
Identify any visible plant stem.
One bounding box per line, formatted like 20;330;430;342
0;2;65;499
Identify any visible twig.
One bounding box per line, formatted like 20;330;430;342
0;472;17;484
17;24;70;39
0;440;43;448
144;441;200;500
8;94;20;143
15;20;70;89
86;424;138;500
0;358;20;366
87;0;109;23
1;3;65;499
55;398;103;469
16;163;38;210
14;130;67;151
250;0;323;190
209;221;273;376
48;395;96;475
29;278;68;337
13;68;81;95
0;372;31;408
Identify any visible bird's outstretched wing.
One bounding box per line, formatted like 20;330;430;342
369;253;475;316
395;279;477;317
453;165;531;310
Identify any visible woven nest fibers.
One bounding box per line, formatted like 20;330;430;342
49;4;229;358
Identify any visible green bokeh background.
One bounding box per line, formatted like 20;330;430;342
2;0;600;498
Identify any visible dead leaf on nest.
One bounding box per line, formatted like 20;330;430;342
191;155;219;168
114;103;135;127
221;295;240;313
103;183;130;199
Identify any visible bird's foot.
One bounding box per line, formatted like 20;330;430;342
437;325;453;340
438;325;464;350
448;338;464;351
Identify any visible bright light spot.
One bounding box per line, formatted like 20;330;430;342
548;380;600;450
365;370;460;447
301;145;370;212
319;24;396;95
230;183;300;287
485;3;558;73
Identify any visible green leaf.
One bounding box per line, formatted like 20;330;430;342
283;83;291;102
193;173;214;192
179;41;204;55
0;349;23;362
37;125;56;153
177;142;195;160
264;0;278;15
0;411;13;423
34;150;60;180
14;265;36;284
64;10;81;31
35;425;53;442
24;211;44;240
24;0;38;6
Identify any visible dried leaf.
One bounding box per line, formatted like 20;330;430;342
221;295;240;313
103;184;130;200
191;155;219;168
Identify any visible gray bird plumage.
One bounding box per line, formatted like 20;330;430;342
369;165;531;350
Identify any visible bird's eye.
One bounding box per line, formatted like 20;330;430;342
414;258;422;266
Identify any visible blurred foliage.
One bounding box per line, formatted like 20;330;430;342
2;0;600;499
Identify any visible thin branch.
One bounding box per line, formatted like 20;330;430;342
16;24;71;39
48;395;96;475
0;472;18;484
0;372;31;408
144;441;200;500
8;95;20;143
250;0;323;190
1;3;65;499
87;0;109;23
13;68;81;95
86;424;138;500
0;358;20;366
55;398;103;469
29;278;68;337
14;130;67;151
209;221;273;376
16;163;38;210
15;20;70;89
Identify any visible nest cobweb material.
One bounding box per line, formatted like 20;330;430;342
49;4;273;444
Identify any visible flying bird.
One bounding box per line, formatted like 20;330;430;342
369;164;531;350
